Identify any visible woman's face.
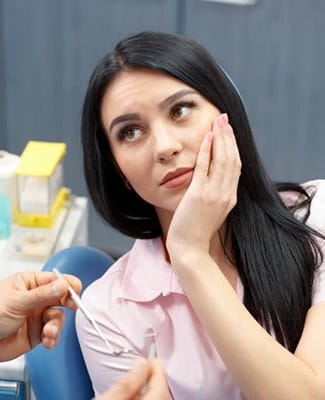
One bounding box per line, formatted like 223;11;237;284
100;68;220;217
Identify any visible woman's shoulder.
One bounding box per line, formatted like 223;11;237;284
279;179;324;202
301;179;325;198
81;245;134;295
76;239;159;338
300;179;325;193
279;179;325;207
302;179;325;233
279;179;325;232
80;237;162;307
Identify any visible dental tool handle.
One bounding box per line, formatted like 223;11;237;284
147;342;157;361
52;268;114;352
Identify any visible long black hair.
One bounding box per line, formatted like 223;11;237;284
81;31;324;352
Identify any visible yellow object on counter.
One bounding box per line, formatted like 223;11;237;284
14;187;69;227
15;141;68;227
16;141;66;176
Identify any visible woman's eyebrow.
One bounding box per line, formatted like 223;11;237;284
158;89;198;109
108;89;197;133
108;113;140;133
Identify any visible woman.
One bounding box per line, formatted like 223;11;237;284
76;31;325;399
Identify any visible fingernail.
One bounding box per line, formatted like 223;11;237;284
51;325;59;337
52;280;65;296
217;114;224;128
217;113;228;127
42;338;55;349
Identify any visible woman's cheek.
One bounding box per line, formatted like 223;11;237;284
196;127;210;146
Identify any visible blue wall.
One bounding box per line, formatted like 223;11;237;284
1;0;324;256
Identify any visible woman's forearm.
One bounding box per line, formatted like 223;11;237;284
173;251;324;400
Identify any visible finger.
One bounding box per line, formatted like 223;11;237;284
19;272;82;311
51;272;82;309
20;271;82;297
20;271;80;290
190;131;214;190
19;278;70;310
217;115;240;167
210;113;229;172
201;114;230;206
35;272;82;294
41;308;65;349
63;297;79;311
143;359;170;399
97;358;150;400
218;120;241;195
56;273;82;295
210;114;240;192
27;307;64;349
226;124;242;196
55;273;82;309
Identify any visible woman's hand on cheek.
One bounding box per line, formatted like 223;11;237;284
166;113;241;262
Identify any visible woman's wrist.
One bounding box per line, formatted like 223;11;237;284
169;247;212;273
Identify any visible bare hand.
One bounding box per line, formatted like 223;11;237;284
96;358;171;400
166;113;241;260
0;271;82;361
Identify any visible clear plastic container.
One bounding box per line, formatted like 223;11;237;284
0;193;11;239
17;162;64;214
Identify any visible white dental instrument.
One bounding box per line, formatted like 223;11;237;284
147;341;157;360
53;267;132;356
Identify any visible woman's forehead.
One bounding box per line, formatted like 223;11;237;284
101;69;195;112
107;68;190;93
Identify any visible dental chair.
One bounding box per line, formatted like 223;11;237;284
25;246;115;400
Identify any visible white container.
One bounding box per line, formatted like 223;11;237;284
0;150;20;205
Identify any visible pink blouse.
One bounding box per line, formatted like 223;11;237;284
76;180;325;399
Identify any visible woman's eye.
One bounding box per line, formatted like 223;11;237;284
170;101;196;121
117;126;143;142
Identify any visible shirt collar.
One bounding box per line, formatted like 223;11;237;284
118;238;184;302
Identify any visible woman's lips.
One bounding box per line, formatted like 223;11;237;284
160;169;194;189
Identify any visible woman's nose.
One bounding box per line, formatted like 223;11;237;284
153;125;183;164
